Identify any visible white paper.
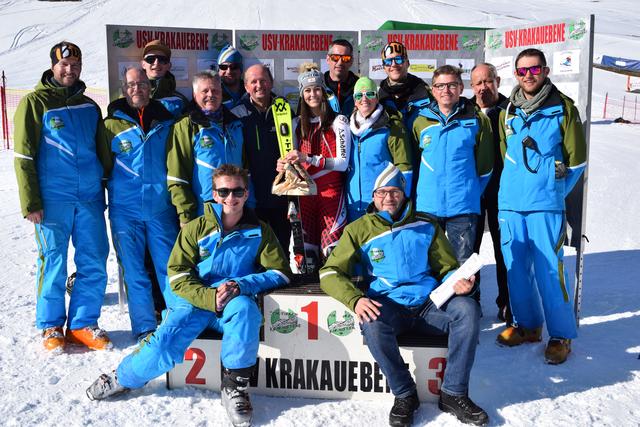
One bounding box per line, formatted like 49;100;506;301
429;253;484;308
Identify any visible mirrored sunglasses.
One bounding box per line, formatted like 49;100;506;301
354;91;377;101
382;56;405;67
515;65;544;77
328;54;353;63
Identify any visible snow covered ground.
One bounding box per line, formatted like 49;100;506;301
0;1;639;426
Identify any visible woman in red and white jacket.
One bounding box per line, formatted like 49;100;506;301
278;63;351;269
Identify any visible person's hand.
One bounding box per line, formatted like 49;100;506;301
284;150;308;164
216;281;240;312
26;210;43;224
453;275;476;295
354;297;382;323
276;157;289;172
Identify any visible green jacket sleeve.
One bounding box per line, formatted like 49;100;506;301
426;220;460;282
561;102;587;167
498;109;508;160
319;224;365;312
13;95;43;217
387;113;414;174
168;219;217;312
475;111;494;177
166;118;198;224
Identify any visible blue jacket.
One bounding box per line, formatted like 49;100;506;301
325;70;358;117
167;104;249;223
412;97;494;217
104;98;175;219
498;87;587;212
320;200;459;309
346;105;413;219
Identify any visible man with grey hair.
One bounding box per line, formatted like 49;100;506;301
470;63;510;323
102;66;179;340
167;70;249;227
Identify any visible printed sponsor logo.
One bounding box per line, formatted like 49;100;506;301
369;248;385;263
364;35;384;52
200;135;214;148
338;128;347;158
327;310;355;336
270;309;299;333
568;20;586;40
112;29;134;48
486;33;502;50
49;116;64;130
118;139;132;153
239;34;259;51
210;32;230;49
461;36;481;51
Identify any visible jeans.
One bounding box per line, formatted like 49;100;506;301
361;295;480;397
434;214;478;264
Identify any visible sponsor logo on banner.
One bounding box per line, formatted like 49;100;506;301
210;32;230;49
568;19;587;40
112;29;134;48
461;36;481;51
49;117;64;130
270;309;299;333
369;248;385;263
240;34;259;51
446;58;475;80
118;140;132;153
327;310;355;336
553;50;580;75
486;33;502;50
364;35;385;52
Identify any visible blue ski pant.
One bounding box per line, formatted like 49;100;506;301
117;295;262;389
498;210;577;339
110;210;179;337
34;200;109;330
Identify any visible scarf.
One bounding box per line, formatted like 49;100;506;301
350;104;383;136
509;78;553;114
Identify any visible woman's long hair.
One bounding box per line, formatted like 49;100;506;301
298;63;335;139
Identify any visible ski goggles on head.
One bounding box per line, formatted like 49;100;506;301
515;65;544;76
382;56;406;67
218;63;241;71
328;54;353;63
143;54;170;65
354;91;377;101
215;187;247;198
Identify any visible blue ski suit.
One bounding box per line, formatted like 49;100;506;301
497;86;587;339
13;70;110;330
103;98;179;337
116;203;291;389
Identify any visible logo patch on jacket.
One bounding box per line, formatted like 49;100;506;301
421;134;432;147
49;117;64;130
200;135;214;148
199;245;211;260
119;140;132;153
369;248;385;263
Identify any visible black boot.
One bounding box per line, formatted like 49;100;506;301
389;391;420;427
221;367;254;427
438;391;488;426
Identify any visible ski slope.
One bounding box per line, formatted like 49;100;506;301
0;1;639;426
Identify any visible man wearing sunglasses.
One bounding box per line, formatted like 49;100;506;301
321;164;488;427
217;44;246;109
411;65;493;288
496;49;587;365
324;39;359;116
167;71;250;228
14;41;111;352
87;164;291;427
378;42;433;126
102;66;179;341
140;39;189;119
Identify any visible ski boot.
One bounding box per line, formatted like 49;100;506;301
86;371;129;400
221;367;254;427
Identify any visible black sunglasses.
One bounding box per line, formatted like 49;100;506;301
144;55;170;65
215;187;246;198
219;63;241;71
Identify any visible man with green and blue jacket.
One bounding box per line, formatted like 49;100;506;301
320;164;488;427
87;164;291;427
14;41;111;352
103;66;179;340
495;49;587;366
412;65;494;271
167;71;249;227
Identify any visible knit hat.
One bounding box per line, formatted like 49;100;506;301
297;63;326;96
353;77;377;95
50;41;81;65
142;40;171;59
217;44;243;66
373;162;406;194
381;41;408;59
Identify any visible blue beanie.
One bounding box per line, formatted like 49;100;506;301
373;162;406;194
217;44;243;66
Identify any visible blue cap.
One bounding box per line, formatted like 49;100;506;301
373;162;405;194
217;44;243;66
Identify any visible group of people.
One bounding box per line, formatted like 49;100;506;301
14;36;586;427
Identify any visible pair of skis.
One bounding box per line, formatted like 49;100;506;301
271;97;313;275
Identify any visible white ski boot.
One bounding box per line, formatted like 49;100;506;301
86;371;129;401
221;367;254;427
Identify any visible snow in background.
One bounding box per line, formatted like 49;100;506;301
0;1;639;426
